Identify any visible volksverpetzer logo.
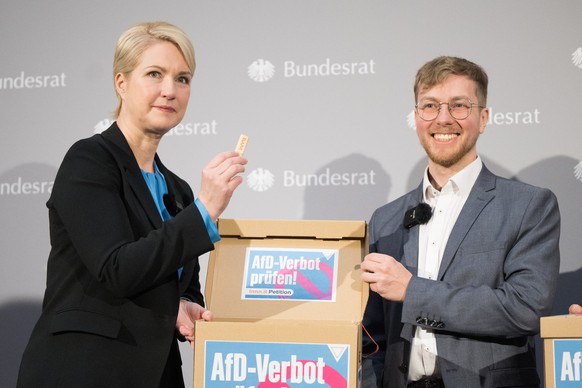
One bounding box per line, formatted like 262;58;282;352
247;168;275;192
248;59;276;83
572;48;582;69
574;161;582;182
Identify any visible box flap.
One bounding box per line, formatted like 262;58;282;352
206;219;368;323
217;218;366;240
540;315;582;338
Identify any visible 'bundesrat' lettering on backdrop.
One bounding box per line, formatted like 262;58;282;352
0;72;67;90
284;58;376;77
0;177;54;195
487;107;541;125
284;169;376;187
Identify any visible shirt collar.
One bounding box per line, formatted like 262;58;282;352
423;156;483;201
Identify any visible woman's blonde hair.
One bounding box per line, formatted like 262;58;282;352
112;21;195;118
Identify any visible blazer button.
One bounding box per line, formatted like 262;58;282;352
416;317;428;325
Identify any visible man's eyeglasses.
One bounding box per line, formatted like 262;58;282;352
415;98;485;121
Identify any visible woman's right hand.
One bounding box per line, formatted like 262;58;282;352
197;151;247;221
569;304;582;315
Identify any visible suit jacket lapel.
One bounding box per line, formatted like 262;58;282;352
154;155;184;215
100;123;163;229
155;155;195;291
401;186;423;342
437;166;496;279
403;222;420;276
402;185;424;276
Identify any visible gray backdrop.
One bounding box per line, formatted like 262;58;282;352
1;1;581;387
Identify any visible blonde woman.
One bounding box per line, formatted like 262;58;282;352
17;22;247;388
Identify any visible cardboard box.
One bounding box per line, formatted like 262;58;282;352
540;314;582;388
194;219;368;388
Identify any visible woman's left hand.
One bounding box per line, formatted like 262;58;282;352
176;299;213;347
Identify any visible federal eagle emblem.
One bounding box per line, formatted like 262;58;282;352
572;48;582;69
407;110;416;131
247;168;275;192
574;161;582;182
248;59;275;82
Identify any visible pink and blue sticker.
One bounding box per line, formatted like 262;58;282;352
241;248;339;302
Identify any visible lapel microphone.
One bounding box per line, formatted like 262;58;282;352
403;202;433;229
